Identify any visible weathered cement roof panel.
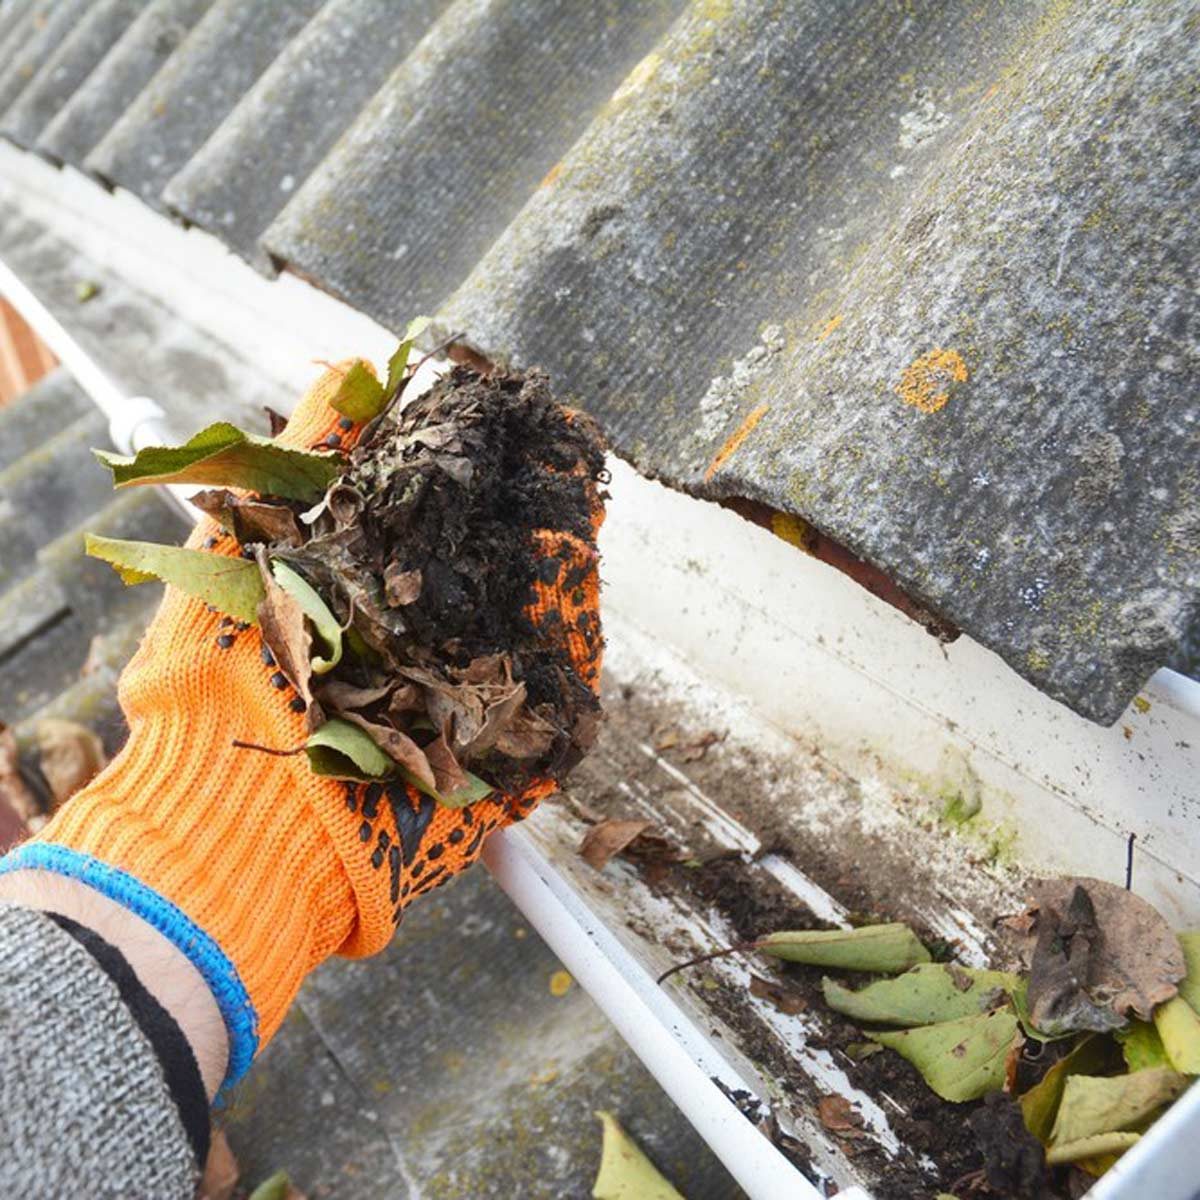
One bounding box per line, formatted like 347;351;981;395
0;0;146;151
439;0;1200;723
0;0;90;117
37;0;212;169
83;0;323;206
3;0;1197;722
263;0;685;323
164;0;453;274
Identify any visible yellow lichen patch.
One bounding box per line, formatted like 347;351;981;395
895;348;968;414
610;51;661;106
817;314;844;341
1132;696;1151;714
771;511;817;553
549;969;574;997
704;403;770;481
539;161;563;189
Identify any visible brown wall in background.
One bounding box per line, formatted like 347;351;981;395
0;298;57;407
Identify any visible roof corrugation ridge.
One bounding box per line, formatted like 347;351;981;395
0;0;91;118
37;0;212;171
163;0;453;275
0;0;34;48
0;2;44;71
0;0;146;153
262;0;685;327
439;0;1200;723
83;0;324;209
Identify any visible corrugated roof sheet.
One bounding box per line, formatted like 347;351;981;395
1;0;1196;723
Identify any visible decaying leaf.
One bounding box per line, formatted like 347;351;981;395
1019;1036;1116;1144
0;722;38;823
1115;1020;1170;1072
817;1093;864;1137
383;563;422;606
871;1009;1021;1102
305;718;395;781
271;561;342;673
1045;1131;1141;1167
822;963;1019;1027
749;974;808;1016
579;819;652;871
246;1170;307;1200
968;1091;1047;1198
329;361;385;422
35;719;106;808
197;1130;239;1200
1024;877;1184;1035
192;489;303;547
591;1111;684;1200
1177;931;1200;1011
338;711;436;792
1153;996;1200;1074
87;535;266;624
1050;1067;1187;1147
758;923;930;973
95;423;342;502
255;553;315;716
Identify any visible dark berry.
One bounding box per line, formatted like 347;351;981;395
338;416;354;431
289;697;307;713
270;672;287;689
324;433;341;448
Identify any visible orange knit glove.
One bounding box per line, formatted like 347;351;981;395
0;363;603;1088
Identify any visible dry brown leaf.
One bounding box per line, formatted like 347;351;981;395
316;680;393;711
197;1130;239;1200
383;562;422;606
423;729;468;796
748;974;808;1016
35;719;107;809
817;1093;863;1135
0;723;38;822
338;711;436;791
254;549;315;718
193;490;303;547
1025;877;1184;1033
579;818;652;870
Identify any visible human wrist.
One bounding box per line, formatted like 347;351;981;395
0;867;228;1099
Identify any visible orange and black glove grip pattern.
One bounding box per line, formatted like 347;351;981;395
0;363;603;1092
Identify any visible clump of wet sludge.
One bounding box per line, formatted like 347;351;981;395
295;366;606;794
87;350;607;804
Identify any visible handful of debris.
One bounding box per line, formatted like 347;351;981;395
87;328;606;807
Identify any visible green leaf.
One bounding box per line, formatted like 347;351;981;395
591;1110;684;1200
94;422;342;502
823;963;1019;1026
385;316;431;395
1116;1020;1171;1072
1050;1067;1188;1146
1176;930;1200;1011
1019;1035;1115;1144
271;561;342;673
1154;996;1200;1073
758;923;930;973
306;718;395;781
330;361;385;421
85;535;264;623
1045;1131;1140;1166
871;1009;1020;1102
247;1171;292;1200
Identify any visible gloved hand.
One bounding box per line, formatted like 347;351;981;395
0;362;603;1089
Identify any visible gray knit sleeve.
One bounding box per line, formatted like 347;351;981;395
0;902;200;1199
